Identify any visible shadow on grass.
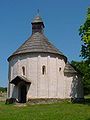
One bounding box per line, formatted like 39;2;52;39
71;97;90;106
84;98;90;106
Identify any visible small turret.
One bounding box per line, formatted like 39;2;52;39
31;15;45;34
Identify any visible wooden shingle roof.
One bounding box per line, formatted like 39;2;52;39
8;32;67;61
8;15;67;61
64;62;77;74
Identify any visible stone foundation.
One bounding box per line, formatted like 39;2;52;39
27;98;71;104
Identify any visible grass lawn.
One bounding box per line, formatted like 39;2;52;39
0;101;90;120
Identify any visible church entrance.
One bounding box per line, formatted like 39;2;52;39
19;84;27;103
10;76;31;103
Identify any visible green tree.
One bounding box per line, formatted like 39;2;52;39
71;61;90;95
0;87;7;92
79;7;90;60
78;7;90;95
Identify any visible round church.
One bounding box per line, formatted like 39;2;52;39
7;15;84;103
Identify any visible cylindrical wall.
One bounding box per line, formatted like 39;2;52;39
8;53;83;100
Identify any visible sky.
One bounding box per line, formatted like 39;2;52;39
0;0;90;87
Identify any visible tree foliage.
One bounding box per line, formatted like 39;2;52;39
0;87;7;93
77;7;90;95
79;8;90;60
71;61;90;95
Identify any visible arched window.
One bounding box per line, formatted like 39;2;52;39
22;66;25;75
42;65;46;75
59;67;61;72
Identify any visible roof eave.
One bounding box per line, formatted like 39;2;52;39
8;51;67;63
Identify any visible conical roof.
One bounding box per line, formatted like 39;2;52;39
8;32;67;61
8;15;67;61
32;15;43;23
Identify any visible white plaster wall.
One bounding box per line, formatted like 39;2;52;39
37;56;48;98
64;75;73;98
57;58;66;98
49;57;57;98
27;56;38;98
8;53;83;100
64;74;84;98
